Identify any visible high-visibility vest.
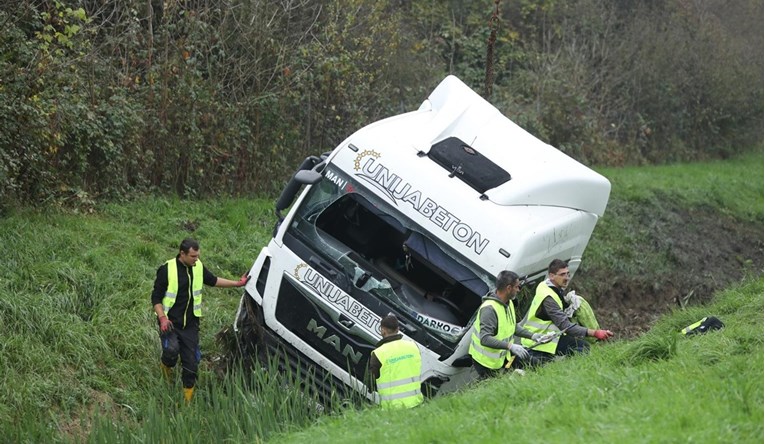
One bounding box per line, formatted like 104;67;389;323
469;299;516;369
681;316;724;335
572;296;600;343
520;282;562;354
374;339;423;409
162;259;204;318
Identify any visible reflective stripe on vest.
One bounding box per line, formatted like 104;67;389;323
469;299;516;370
374;339;423;409
681;317;707;335
520;282;562;354
163;259;204;317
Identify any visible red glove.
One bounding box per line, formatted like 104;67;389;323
593;329;614;341
237;274;251;287
159;316;173;333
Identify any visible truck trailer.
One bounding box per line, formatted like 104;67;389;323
233;75;610;404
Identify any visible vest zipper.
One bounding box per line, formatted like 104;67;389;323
183;267;192;328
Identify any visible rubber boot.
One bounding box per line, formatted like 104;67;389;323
183;387;194;404
160;362;173;383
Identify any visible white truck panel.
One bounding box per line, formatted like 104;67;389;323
235;75;611;404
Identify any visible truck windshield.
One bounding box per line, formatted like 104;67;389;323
287;168;491;343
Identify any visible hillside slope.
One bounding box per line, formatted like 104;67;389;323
0;151;761;442
570;151;763;337
271;277;763;444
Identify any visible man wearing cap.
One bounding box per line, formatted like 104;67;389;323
368;314;424;409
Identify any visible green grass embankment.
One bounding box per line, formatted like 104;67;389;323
270;277;763;443
586;150;763;276
601;150;763;223
0;150;762;442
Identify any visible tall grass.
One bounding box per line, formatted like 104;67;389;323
87;358;333;443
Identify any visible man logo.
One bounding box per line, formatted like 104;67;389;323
307;318;363;364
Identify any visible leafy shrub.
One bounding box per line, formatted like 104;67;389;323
0;0;761;207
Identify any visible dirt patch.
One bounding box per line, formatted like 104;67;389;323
575;199;763;338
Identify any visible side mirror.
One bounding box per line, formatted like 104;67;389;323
275;159;323;216
294;170;322;186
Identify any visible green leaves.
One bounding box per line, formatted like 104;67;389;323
0;0;761;208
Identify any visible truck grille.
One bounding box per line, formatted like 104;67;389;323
275;278;375;381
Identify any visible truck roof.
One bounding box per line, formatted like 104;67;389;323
327;76;611;278
418;76;610;216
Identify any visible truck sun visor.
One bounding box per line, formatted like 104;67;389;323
404;231;489;298
427;137;511;194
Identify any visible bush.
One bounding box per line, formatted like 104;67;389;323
0;0;761;207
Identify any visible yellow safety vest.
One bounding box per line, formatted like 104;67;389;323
374;339;423;409
520;282;562;354
162;259;204;318
469;299;516;369
681;317;707;335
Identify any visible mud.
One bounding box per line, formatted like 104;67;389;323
573;198;763;339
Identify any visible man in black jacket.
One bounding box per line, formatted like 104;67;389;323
151;238;249;403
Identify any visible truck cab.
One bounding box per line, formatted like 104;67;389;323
234;75;610;403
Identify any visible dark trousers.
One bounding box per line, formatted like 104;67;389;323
473;353;545;377
160;325;201;388
527;334;590;365
557;334;590;355
473;361;501;380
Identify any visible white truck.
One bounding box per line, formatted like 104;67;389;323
234;75;610;403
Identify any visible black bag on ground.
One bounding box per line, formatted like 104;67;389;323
680;316;724;336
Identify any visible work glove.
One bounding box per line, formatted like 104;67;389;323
532;332;556;344
563;291;583;318
564;291;583;308
158;316;173;333
593;329;614;341
237;274;251;287
508;343;529;360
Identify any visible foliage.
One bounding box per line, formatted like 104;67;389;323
487;0;764;165
0;0;761;207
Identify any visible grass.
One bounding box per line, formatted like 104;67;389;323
0;197;278;442
597;150;763;223
0;151;762;442
87;358;331;443
581;149;763;280
270;277;763;444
